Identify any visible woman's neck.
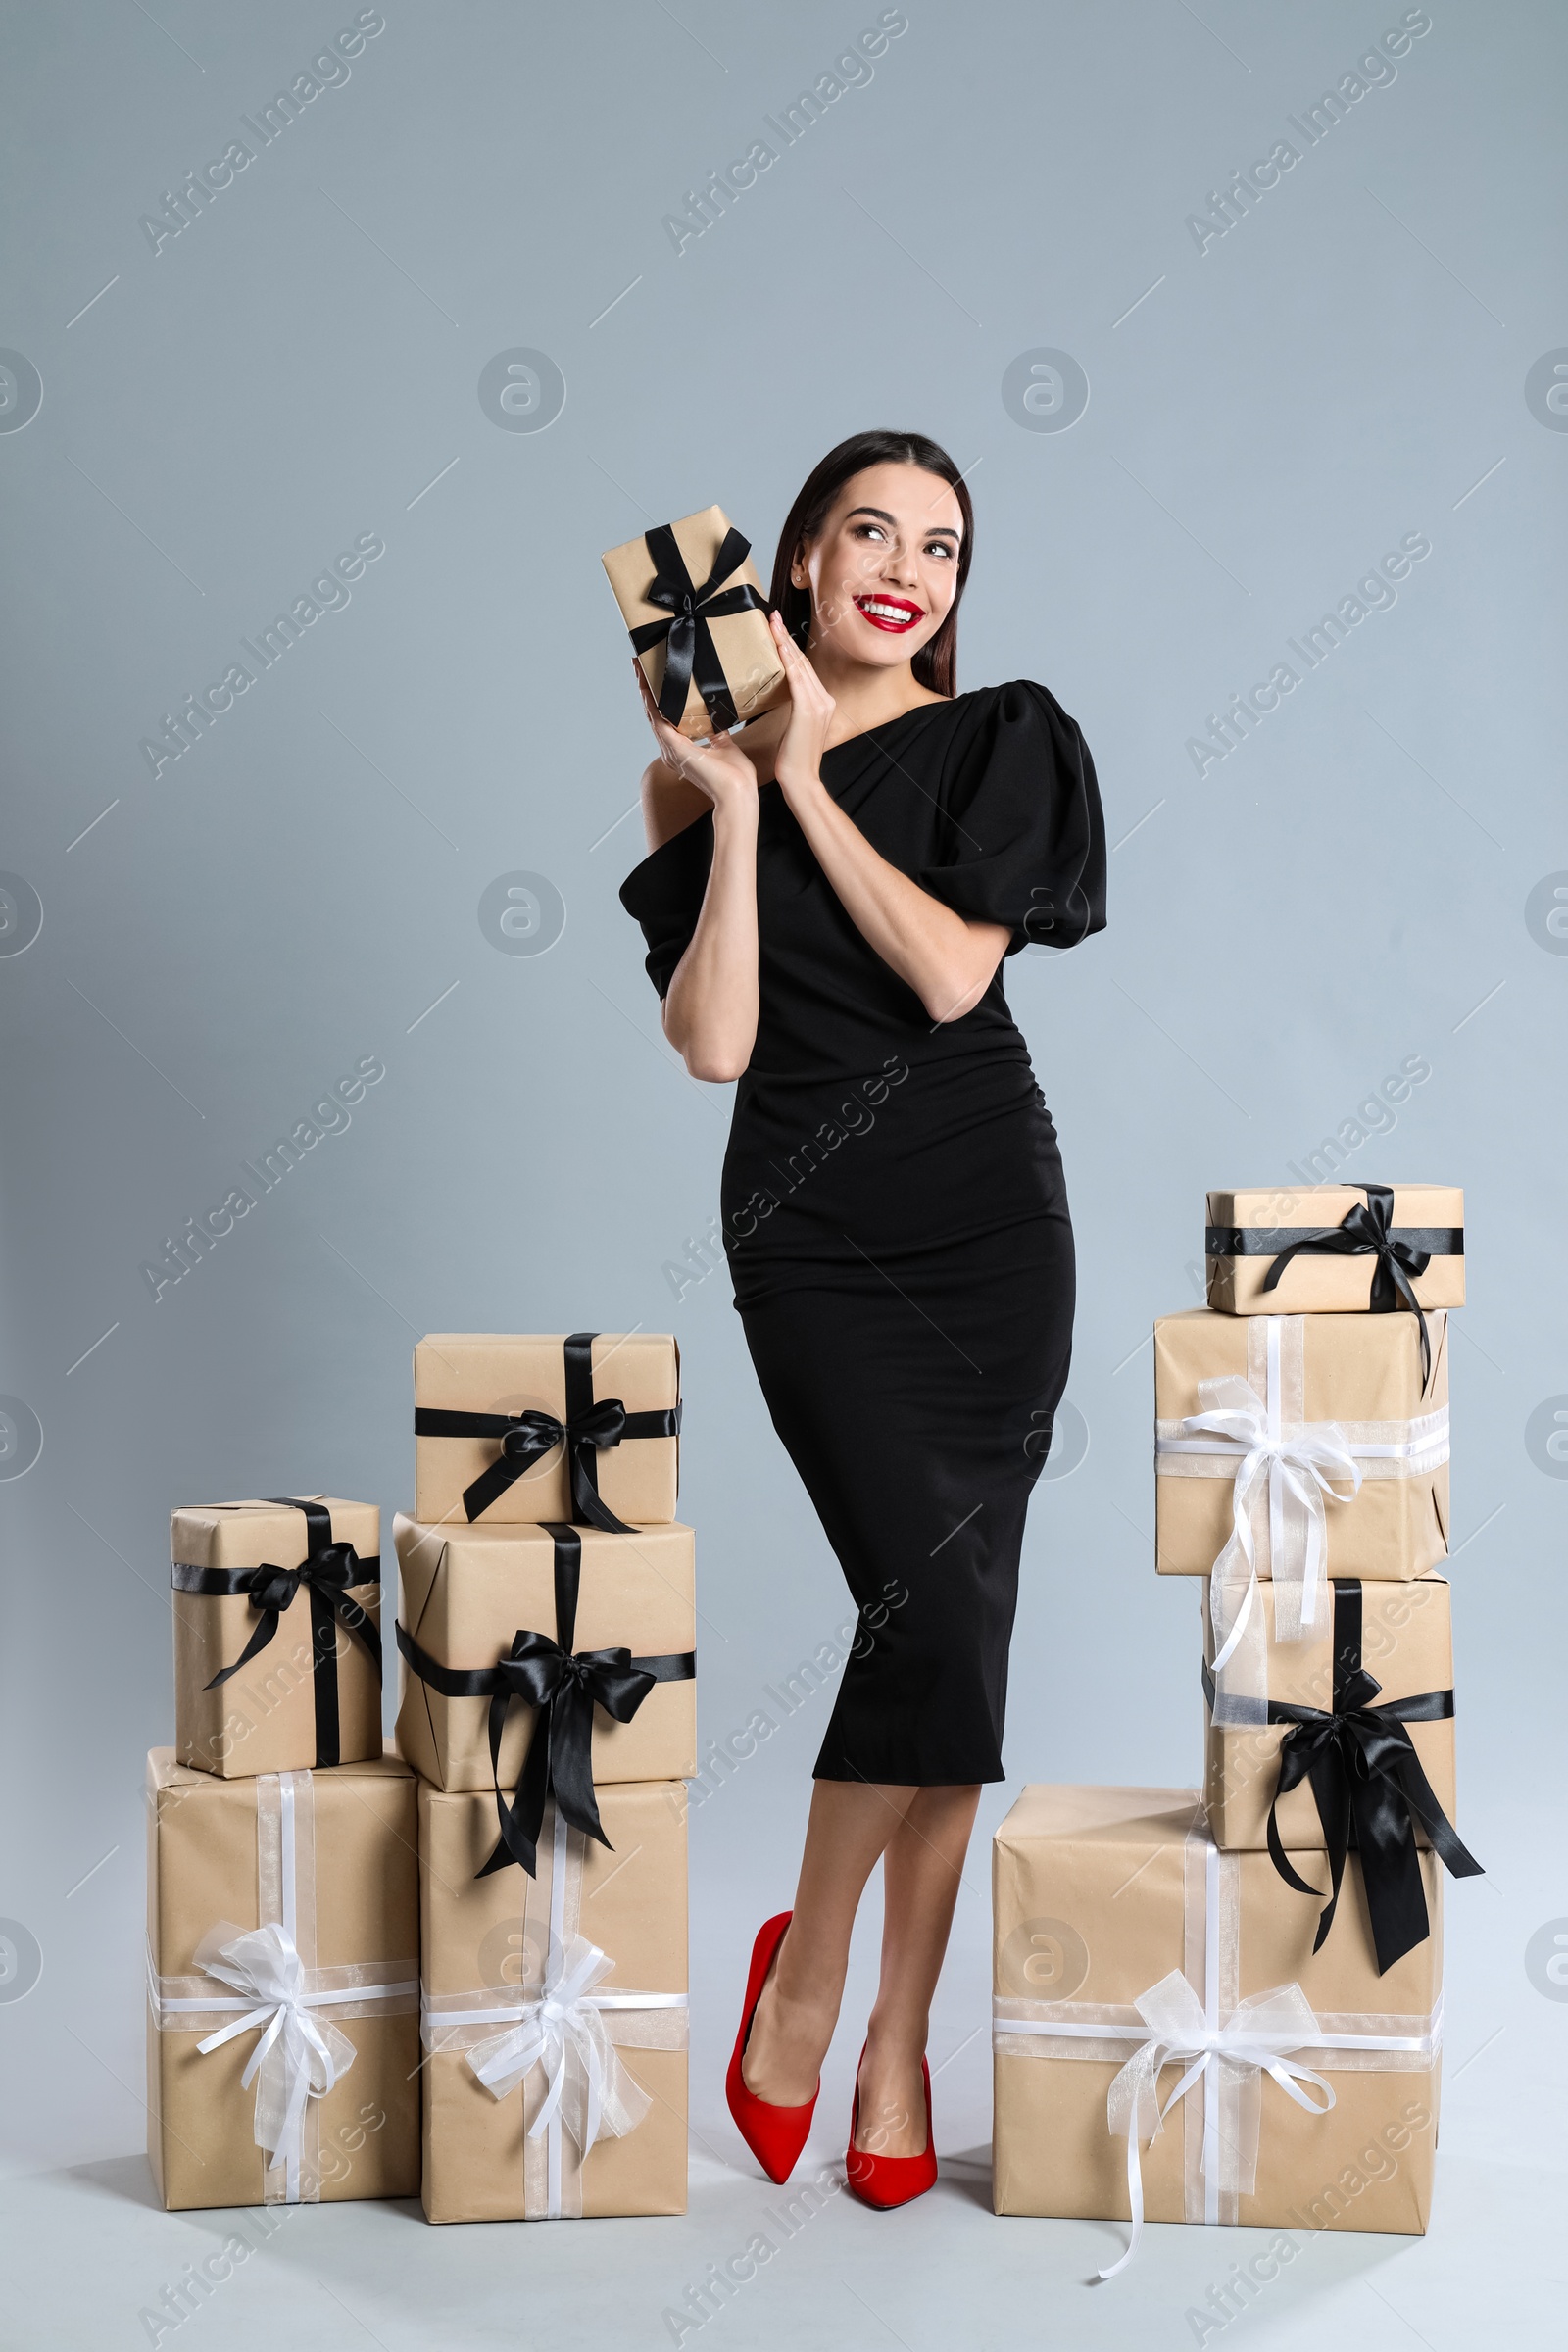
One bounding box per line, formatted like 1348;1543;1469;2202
807;641;945;748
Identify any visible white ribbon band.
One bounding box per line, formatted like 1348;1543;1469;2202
147;1772;417;2204
995;2015;1441;2058
419;1804;689;2219
1155;1315;1448;1698
992;1820;1443;2275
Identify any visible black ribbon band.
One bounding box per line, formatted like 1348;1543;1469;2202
174;1497;382;1768
1254;1183;1439;1383
414;1330;680;1528
1208;1225;1462;1258
626;521;768;732
396;1521;695;1879
1204;1578;1482;1974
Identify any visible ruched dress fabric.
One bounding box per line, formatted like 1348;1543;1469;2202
620;681;1106;1785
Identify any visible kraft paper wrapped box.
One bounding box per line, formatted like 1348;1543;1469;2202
145;1749;419;2212
394;1513;697;1793
1205;1183;1464;1316
1201;1575;1480;1977
1154;1308;1450;1590
171;1497;382;1779
602;505;787;739
413;1332;680;1529
419;1782;689;2221
1202;1574;1458;1853
992;1786;1443;2245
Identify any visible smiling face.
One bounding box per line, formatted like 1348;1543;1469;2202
790;463;964;673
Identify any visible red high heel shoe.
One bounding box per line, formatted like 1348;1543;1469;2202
845;2042;938;2210
725;1912;819;2184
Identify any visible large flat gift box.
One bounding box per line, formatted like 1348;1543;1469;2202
419;1781;689;2221
1205;1184;1464;1316
992;1787;1443;2244
1154;1308;1449;1586
413;1332;680;1528
602;505;787;739
1203;1574;1458;1853
171;1497;382;1778
145;1749;419;2211
394;1514;697;1792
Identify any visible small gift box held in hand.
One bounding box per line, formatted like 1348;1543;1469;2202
171;1497;383;1779
602;506;788;739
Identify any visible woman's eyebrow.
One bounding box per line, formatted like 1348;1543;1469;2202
845;505;959;540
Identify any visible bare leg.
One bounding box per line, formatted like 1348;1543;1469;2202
854;1783;981;2156
741;1780;917;2105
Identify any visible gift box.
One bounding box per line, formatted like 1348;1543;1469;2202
992;1786;1443;2254
171;1496;382;1778
1203;1574;1458;1849
145;1748;419;2211
1203;1576;1480;1972
602;506;787;739
418;1783;689;2221
394;1514;696;1870
1154;1309;1449;1616
413;1332;680;1529
1205;1183;1464;1316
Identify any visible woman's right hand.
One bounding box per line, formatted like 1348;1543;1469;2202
633;660;760;811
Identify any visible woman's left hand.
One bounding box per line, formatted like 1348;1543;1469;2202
767;610;836;798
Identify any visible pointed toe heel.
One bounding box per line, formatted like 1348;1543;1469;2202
845;2045;938;2211
724;1911;819;2185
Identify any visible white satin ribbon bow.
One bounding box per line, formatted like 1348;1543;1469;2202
467;1932;652;2157
191;1922;356;2192
1167;1371;1361;1664
1100;1970;1334;2278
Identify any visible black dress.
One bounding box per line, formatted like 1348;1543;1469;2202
619;681;1106;1785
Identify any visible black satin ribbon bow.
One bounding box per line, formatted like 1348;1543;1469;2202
172;1496;382;1768
1258;1182;1436;1382
1207;1579;1482;1974
414;1330;680;1529
396;1522;695;1878
626;522;768;732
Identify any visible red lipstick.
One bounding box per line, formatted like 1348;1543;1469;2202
854;594;924;633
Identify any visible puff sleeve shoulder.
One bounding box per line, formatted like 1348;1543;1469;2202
917;679;1106;954
618;811;714;1001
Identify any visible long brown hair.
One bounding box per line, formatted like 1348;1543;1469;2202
768;430;974;699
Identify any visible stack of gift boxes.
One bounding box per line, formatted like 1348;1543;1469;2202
147;1331;693;2225
992;1184;1481;2265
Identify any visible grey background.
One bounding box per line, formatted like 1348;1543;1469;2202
1;2;1563;2344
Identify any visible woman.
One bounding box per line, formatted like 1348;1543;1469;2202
619;430;1105;2208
